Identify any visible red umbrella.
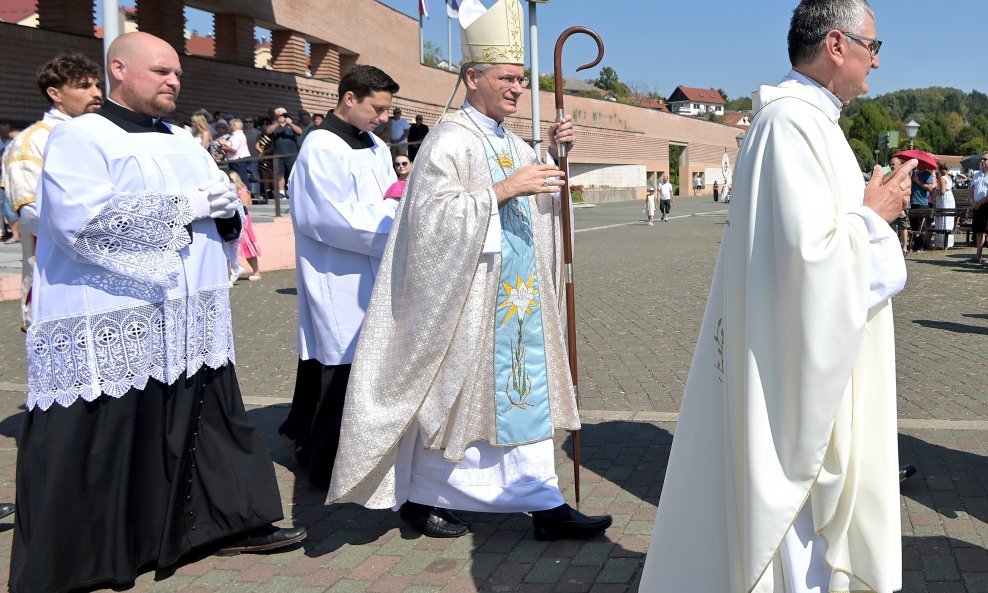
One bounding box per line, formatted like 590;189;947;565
892;149;938;171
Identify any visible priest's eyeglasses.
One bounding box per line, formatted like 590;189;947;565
484;73;530;89
841;31;882;56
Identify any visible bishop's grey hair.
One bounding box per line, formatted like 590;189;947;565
460;62;495;83
787;0;873;67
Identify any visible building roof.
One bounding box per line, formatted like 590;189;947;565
722;111;750;127
0;0;37;23
637;98;669;112
186;34;216;57
933;154;963;169
562;77;600;93
668;85;726;105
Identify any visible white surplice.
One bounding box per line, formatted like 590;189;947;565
640;72;905;593
290;124;398;366
28;111;239;411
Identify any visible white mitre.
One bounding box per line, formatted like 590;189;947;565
459;0;525;65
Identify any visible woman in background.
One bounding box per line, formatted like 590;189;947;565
229;171;262;281
933;162;955;249
190;113;212;150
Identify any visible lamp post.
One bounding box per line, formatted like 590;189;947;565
905;120;920;150
874;149;880;166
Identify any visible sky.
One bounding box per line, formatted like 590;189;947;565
95;0;988;101
377;0;988;101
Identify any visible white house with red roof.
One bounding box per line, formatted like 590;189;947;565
667;85;726;117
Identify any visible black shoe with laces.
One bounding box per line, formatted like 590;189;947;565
531;503;612;541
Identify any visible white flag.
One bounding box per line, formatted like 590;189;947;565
446;0;462;18
456;0;487;27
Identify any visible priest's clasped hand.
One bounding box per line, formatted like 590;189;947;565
190;180;239;219
864;159;916;222
494;164;566;205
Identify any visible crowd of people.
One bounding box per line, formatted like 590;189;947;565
2;1;988;593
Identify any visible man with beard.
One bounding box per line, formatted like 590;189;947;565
4;53;104;333
9;32;305;593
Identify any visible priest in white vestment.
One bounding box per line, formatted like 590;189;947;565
326;0;611;541
640;2;916;592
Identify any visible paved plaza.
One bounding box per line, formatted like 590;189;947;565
0;198;985;592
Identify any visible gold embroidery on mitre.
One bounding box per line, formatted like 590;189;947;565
460;0;525;65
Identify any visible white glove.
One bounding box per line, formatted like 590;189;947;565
190;180;239;219
17;202;40;236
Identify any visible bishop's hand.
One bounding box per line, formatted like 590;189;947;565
864;160;916;223
547;115;575;163
494;164;567;205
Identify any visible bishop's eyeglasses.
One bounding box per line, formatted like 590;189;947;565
483;72;530;89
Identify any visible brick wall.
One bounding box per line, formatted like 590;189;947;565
1;0;743;180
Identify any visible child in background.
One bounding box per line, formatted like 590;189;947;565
229;171;262;281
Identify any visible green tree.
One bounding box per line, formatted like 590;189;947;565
668;144;685;191
970;115;988;139
595;66;619;90
594;66;630;97
717;88;728;101
960;137;988;156
911;138;933;152
952;126;982;154
523;68;554;92
725;96;752;111
847;101;894;150
969;91;988;115
422;40;442;68
915;113;953;155
849;138;875;172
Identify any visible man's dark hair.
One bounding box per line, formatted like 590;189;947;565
787;0;873;67
338;65;399;102
36;53;103;104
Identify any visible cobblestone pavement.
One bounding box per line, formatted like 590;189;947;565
0;198;985;592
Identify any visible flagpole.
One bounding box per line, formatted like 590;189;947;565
102;0;121;90
447;16;453;68
419;9;425;64
528;1;541;157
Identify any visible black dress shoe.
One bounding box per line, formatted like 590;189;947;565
899;464;917;483
400;501;469;538
216;524;307;555
0;503;14;520
532;503;612;541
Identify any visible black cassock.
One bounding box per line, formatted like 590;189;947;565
9;102;282;593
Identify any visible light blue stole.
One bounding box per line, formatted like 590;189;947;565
481;132;552;446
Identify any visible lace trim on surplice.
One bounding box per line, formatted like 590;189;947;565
72;190;194;282
26;287;236;411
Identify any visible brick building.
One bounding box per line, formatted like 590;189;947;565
0;0;745;194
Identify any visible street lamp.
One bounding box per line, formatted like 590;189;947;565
874;149;880;166
905;120;920;150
